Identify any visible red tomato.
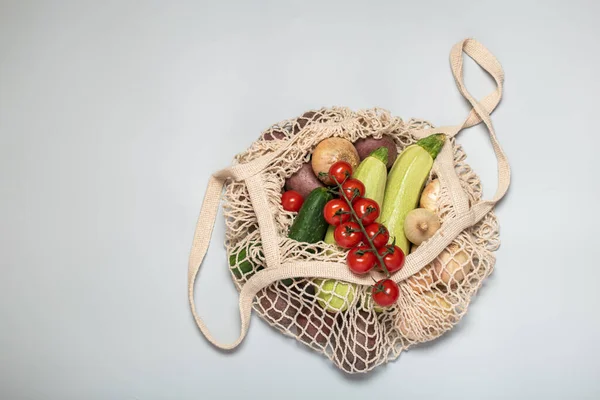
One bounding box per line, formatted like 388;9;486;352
371;279;400;307
353;198;380;225
377;245;405;273
328;161;353;185
323;199;351;226
341;179;365;203
364;223;389;248
281;190;304;212
347;246;377;274
334;221;363;248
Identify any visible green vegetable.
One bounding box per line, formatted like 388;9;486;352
286;187;332;286
230;187;332;284
316;147;389;312
229;248;252;279
362;292;385;313
288;187;332;243
229;245;264;279
353;146;388;208
323;146;389;244
380;134;445;254
314;278;356;312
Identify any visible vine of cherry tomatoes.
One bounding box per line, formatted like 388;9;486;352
323;161;406;307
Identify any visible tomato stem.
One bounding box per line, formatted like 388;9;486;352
334;180;391;278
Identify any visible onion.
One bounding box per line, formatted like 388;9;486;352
311;138;360;185
432;243;473;286
420;179;441;213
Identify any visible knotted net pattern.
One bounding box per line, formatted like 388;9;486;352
223;107;499;373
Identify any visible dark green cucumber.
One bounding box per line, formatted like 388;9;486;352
282;187;332;286
229;245;264;279
229;247;253;279
230;188;331;285
288;187;333;243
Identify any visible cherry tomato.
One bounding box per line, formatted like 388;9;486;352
341;179;365;203
281;190;304;212
377;245;405;273
347;246;377;274
371;279;400;307
353;198;380;225
323;199;351;226
364;222;389;249
328;161;353;185
334;221;363;248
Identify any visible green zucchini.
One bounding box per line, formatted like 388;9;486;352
353;146;388;206
380;134;445;254
323;146;389;244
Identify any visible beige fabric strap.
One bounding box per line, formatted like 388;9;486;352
416;38;510;217
449;38;511;211
188;38;511;350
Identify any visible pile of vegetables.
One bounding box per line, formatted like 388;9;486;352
281;133;448;310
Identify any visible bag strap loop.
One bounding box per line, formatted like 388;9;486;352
451;38;505;133
449;38;511;210
416;38;510;215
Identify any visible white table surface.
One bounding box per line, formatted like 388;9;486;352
1;1;599;399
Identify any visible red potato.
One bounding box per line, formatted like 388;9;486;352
260;287;300;328
334;310;380;372
285;161;324;199
264;129;287;141
295;307;336;346
293;111;326;134
354;136;398;169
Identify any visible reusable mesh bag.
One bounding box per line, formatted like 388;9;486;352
188;39;510;373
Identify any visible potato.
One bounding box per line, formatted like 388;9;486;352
354;136;398;169
334;310;380;372
397;291;454;341
263;129;286;141
311;138;360;185
293;111;325;134
295;307;335;345
285;161;324;199
432;243;473;287
259;286;299;328
406;265;435;294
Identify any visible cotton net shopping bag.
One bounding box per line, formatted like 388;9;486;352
188;38;510;373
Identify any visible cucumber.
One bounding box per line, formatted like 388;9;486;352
380;134;445;254
288;187;332;243
229;244;264;279
316;147;388;312
229;247;254;279
285;187;332;286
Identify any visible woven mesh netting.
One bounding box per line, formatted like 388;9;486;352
223;107;499;373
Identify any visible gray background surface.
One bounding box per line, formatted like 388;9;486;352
1;1;599;399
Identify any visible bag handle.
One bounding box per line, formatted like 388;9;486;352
187;127;323;349
450;38;511;219
187;174;247;350
416;38;510;216
400;39;511;279
451;39;505;133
